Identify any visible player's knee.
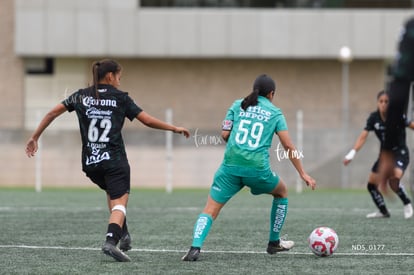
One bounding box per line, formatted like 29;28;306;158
388;179;400;192
272;181;288;198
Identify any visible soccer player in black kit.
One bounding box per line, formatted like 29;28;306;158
344;91;413;219
379;17;414;195
25;59;190;262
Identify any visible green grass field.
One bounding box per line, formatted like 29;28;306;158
0;187;413;275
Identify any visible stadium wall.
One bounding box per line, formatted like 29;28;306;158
6;57;390;189
14;1;413;58
2;1;414;190
0;0;24;129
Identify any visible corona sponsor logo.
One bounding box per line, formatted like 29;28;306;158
82;96;117;108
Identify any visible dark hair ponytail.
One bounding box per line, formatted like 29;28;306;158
241;89;260;110
241;74;276;110
91;59;122;98
92;61;100;99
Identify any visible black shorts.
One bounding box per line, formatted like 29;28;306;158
84;164;131;200
371;147;410;173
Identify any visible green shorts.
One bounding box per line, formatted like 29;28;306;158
210;164;280;204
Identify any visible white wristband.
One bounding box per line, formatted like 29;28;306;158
344;149;356;161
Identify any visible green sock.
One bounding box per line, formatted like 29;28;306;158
269;197;288;242
191;213;213;248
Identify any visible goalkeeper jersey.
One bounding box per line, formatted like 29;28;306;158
222;96;288;170
62;84;142;170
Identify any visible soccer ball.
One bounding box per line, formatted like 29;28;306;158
308;227;339;257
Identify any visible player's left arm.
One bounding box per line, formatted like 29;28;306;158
25;103;67;157
136;111;190;138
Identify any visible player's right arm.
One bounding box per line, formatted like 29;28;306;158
343;130;369;166
220;102;236;143
25;103;67;157
221;130;231;142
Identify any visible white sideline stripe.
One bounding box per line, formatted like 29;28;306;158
0;206;397;213
1;245;414;256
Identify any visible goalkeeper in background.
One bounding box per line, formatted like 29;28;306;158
344;91;413;219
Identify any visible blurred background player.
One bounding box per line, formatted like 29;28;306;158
181;74;316;261
380;17;414;194
344;91;413;219
25;59;190;262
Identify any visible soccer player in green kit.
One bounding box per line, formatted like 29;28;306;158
182;74;316;261
25;59;190;262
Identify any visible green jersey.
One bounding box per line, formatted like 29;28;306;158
62;84;142;171
222;96;288;170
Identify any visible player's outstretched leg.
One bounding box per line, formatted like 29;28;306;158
102;223;131;262
182;213;213;261
366;183;390;218
267;197;294;254
392;181;413;219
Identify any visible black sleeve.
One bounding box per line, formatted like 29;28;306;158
392;17;414;81
363;113;375;131
61;90;81;112
125;95;143;121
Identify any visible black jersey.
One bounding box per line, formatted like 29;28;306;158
384;17;414;149
365;110;407;150
392;17;414;82
365;111;386;144
62;84;142;170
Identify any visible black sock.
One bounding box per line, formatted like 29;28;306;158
396;183;411;205
106;223;122;245
367;183;389;215
122;218;129;236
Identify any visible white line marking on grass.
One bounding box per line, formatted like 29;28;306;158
0;206;199;212
0;245;99;251
0;206;105;212
0;206;400;213
1;245;414;256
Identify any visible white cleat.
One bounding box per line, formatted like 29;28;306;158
404;203;413;219
366;212;390;219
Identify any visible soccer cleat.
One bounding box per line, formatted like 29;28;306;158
181;246;200;261
366;211;390;218
102;241;131;262
119;232;132;252
404;203;413;219
266;239;294;254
